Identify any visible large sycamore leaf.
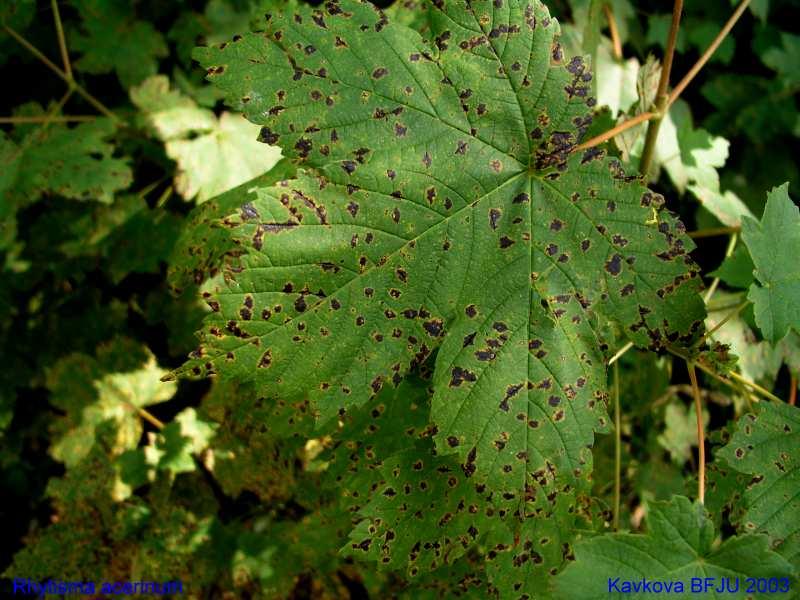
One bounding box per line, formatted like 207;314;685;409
718;403;800;568
741;183;800;344
556;495;794;599
179;0;704;516
166;160;296;296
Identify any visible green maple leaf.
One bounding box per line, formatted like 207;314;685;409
556;495;794;599
2;117;132;207
710;244;755;290
761;32;800;89
718;403;800;568
178;0;704;532
741;183;800;344
70;0;168;88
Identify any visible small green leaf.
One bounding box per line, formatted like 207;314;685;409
594;42;639;116
70;0;168;88
556;495;794;598
705;292;782;383
761;32;800;89
710;245;755;290
741;183;800;344
3;117;133;207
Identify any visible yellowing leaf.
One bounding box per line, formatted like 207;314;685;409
131;75;282;203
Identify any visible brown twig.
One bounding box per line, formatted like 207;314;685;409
576;111;655;151
668;0;752;108
603;3;623;61
639;0;683;176
687;362;705;504
50;0;72;79
7;88;73;164
3;25;121;122
790;373;797;406
137;407;165;430
666;345;777;404
3;23;64;77
0;115;96;124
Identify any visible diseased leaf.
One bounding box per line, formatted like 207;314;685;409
201;379;305;501
178;5;705;577
718;402;800;568
167;159;296;295
556;495;794;598
741;183;800;344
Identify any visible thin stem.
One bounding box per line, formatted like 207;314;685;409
668;0;752;108
3;24;64;78
666;345;765;404
51;0;72;79
134;177;166;200
155;185;173;208
137;407;165;430
72;84;119;122
790;373;797;406
576;111;655;151
603;3;623;61
693;360;744;393
694;300;750;348
0;115;95;124
612;361;622;531
728;370;783;404
707;299;747;313
608;341;635;366
687;362;705;504
3;25;121;123
687;226;740;239
639;0;683;176
704;232;738;304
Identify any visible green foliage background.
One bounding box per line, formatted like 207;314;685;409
1;0;799;598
